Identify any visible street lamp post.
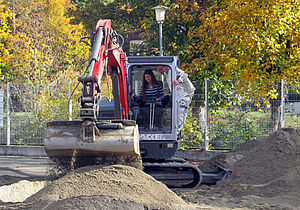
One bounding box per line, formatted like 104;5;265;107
152;5;168;56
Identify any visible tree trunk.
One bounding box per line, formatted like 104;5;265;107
192;101;206;138
270;82;282;132
270;98;281;132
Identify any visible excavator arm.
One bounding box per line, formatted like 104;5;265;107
79;19;128;120
44;20;139;161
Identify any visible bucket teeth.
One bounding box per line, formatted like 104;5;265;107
81;120;99;142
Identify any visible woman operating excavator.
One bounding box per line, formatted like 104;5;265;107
132;69;164;129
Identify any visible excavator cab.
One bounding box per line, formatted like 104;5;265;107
90;56;181;160
126;56;180;160
128;65;172;133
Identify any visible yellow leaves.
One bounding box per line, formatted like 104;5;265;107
36;84;75;120
47;0;84;37
268;88;278;99
224;57;238;73
0;1;14;68
169;0;202;23
36;69;82;120
5;0;89;83
99;75;113;99
171;42;178;50
191;0;300;95
0;5;13;34
120;4;126;10
141;21;147;30
253;102;261;108
119;3;136;14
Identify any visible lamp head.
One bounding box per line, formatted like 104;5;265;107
152;5;168;22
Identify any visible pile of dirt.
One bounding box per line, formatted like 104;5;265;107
4;164;195;210
211;128;299;196
180;128;300;209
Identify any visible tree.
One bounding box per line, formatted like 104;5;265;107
152;0;235;135
0;0;14;80
70;0;170;54
4;0;89;83
1;0;91;126
188;0;300;131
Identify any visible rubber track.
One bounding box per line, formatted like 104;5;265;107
143;161;202;189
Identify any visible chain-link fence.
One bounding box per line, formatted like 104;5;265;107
0;82;81;145
0;80;299;150
181;79;300;150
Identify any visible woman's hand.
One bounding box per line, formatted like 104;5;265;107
156;98;161;102
132;93;137;97
173;80;180;85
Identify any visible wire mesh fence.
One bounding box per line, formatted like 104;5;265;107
0;82;81;145
0;80;299;150
182;79;300;150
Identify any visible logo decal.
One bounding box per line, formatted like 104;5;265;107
140;134;165;140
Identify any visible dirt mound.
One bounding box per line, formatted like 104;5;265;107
13;164;192;210
194;128;300;208
176;128;300;209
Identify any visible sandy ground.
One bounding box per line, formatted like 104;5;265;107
0;128;299;210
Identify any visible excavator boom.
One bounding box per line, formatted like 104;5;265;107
44;20;140;164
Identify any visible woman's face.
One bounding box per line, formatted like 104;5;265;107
144;74;152;83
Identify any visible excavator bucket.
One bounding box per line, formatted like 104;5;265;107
44;120;140;158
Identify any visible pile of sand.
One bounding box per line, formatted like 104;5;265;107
190;127;300;209
0;180;46;203
5;164;195;210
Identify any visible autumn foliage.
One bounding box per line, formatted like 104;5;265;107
187;0;299;102
0;0;299;128
1;0;89;83
0;0;14;76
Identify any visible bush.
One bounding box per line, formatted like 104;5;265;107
209;109;258;149
179;111;204;150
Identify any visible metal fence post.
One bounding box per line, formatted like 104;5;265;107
6;83;10;145
281;79;285;128
69;82;72;121
205;80;209;151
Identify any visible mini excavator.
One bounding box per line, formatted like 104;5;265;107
44;19;228;188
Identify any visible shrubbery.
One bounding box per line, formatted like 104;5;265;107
179;111;204;150
180;108;274;150
209;109;258;149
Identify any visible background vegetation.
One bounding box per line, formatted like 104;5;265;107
0;0;299;148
